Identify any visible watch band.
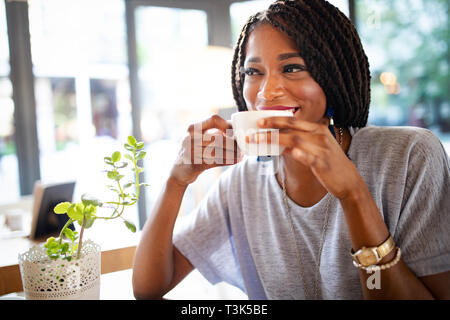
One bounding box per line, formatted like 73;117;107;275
376;236;395;258
351;235;396;267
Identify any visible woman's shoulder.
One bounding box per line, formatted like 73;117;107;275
350;125;447;161
353;124;438;143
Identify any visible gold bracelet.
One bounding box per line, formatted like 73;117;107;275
355;247;402;272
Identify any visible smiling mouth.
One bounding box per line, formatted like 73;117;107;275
258;106;301;114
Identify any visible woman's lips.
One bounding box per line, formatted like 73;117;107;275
257;105;301;114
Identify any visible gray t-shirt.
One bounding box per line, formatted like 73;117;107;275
173;125;450;299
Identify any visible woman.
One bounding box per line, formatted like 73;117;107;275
132;0;450;299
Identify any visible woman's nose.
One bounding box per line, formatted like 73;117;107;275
257;74;284;101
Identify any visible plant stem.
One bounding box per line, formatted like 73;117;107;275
77;213;87;259
58;219;74;244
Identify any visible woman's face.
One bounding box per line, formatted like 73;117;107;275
242;24;327;123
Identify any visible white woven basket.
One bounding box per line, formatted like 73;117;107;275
18;239;101;300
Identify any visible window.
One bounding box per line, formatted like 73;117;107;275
28;0;137;227
134;5;234;216
356;0;450;153
0;0;21;204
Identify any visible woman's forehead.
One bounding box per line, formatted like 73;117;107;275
245;24;302;62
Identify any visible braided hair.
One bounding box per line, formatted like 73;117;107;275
231;0;371;128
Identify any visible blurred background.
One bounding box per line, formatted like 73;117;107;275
0;0;449;231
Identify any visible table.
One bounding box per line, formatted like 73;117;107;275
0;214;141;296
1;267;248;300
0;198;247;300
0;227;247;299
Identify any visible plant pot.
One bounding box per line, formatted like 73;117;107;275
18;239;101;300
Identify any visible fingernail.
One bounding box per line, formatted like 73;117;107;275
257;119;265;126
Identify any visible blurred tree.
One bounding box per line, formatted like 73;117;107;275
356;0;449;131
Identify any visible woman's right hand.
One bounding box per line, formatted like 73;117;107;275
169;114;243;187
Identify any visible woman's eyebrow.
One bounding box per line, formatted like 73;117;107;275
245;57;261;63
278;52;301;61
245;53;302;64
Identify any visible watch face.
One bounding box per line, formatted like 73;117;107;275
359;250;378;266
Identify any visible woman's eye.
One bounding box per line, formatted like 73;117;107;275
283;64;306;73
244;68;261;76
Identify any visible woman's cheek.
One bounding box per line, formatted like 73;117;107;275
291;81;327;118
243;85;256;110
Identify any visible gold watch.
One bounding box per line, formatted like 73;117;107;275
351;236;395;267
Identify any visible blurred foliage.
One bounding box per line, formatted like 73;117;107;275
357;0;449;131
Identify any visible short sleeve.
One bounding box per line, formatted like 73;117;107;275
395;129;450;277
172;168;244;291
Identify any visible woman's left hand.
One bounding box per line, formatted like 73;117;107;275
246;116;362;200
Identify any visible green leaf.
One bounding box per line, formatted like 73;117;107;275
67;204;83;221
124;220;136;233
115;174;124;181
124;144;134;151
61;242;69;254
136;142;144;149
127;136;137;146
136;151;146;160
111;151;121;162
107;171;117;180
124;154;133;161
64;228;75;241
132;167;145;174
139;183;150;187
104;157;113;165
85;204;97;215
115;161;128;168
123;182;134;189
49;252;60;260
81;193;102;207
54;202;71;214
108;187;120;194
44;237;57;248
84;218;95;229
75;203;84;213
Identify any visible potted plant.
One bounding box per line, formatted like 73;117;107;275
18;136;148;300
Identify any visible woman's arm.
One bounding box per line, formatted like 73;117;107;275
132;115;239;299
340;181;437;299
252;117;449;299
132;177;193;300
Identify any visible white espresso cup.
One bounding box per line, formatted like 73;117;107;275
229;110;293;156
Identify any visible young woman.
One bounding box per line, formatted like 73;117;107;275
132;0;450;299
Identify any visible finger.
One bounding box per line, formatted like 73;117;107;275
188;114;231;134
197;132;238;152
191;146;241;164
246;130;330;149
257;116;322;133
246;131;332;167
